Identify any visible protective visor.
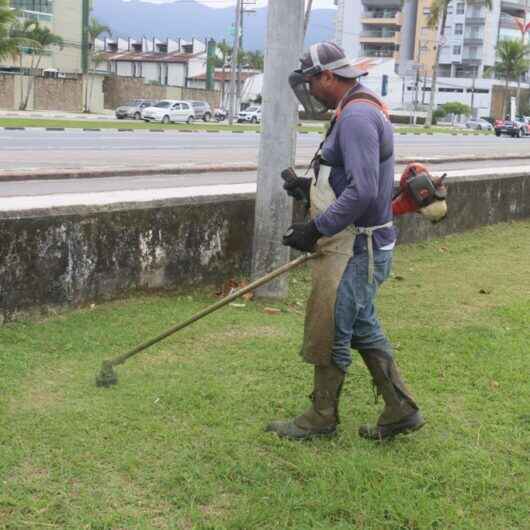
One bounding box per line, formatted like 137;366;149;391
289;70;328;119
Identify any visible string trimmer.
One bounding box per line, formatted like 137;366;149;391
95;251;319;387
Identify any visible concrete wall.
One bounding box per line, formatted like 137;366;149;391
34;78;83;111
103;76;220;110
0;74;14;110
0;173;528;324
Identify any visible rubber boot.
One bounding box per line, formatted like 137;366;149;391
265;364;345;440
358;349;425;440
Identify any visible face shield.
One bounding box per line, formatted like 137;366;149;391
289;45;362;119
289;70;328;119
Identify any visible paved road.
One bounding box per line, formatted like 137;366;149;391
1;160;529;199
2;129;530;172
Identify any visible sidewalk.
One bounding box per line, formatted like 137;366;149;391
0;109;125;121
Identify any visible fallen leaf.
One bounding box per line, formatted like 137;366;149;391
394;275;405;281
479;288;491;295
264;307;281;315
229;303;246;308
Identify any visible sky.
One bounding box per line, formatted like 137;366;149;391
139;0;338;8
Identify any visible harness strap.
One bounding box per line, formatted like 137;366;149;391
349;221;393;283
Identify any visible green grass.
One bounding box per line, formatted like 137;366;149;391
0;118;323;134
0;118;493;136
1;221;529;529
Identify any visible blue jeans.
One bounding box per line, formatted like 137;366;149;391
331;249;394;373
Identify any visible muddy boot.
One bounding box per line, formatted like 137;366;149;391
358;349;425;441
265;364;345;440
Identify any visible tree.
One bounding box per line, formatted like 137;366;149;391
495;39;530;116
439;101;471;125
19;22;64;110
425;0;492;127
244;50;264;71
84;17;111;112
0;0;36;62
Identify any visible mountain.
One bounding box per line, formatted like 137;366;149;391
91;0;337;51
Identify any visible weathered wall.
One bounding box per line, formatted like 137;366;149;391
103;76;166;110
0;196;254;323
34;78;83;111
491;85;530;119
0;74;14;109
103;76;220;109
0;174;528;323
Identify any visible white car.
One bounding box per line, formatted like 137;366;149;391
237;106;262;124
142;100;195;124
464;118;493;131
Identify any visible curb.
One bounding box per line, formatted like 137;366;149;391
3;154;530;182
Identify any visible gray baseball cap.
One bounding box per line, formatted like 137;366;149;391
300;41;367;79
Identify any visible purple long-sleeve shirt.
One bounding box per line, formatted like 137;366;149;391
313;83;396;254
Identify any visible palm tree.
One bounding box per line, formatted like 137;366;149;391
84;17;111;112
0;0;35;62
244;50;264;71
425;0;492;127
495;39;530;117
19;22;64;110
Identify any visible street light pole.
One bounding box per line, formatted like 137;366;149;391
228;0;242;125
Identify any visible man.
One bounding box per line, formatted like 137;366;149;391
265;42;425;441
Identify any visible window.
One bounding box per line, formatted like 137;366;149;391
455;23;463;35
453;45;461;54
456;3;465;14
11;0;53;14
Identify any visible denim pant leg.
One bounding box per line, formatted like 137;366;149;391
331;249;394;373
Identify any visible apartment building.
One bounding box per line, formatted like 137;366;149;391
334;0;417;73
336;0;530;78
5;0;89;74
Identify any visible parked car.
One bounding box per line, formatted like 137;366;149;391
141;100;195;124
189;100;213;122
115;99;157;120
237;105;262;124
494;115;530;137
465;118;493;131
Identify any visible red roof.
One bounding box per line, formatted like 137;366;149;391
99;51;195;64
190;70;260;82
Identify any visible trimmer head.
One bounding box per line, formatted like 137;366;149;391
95;361;118;388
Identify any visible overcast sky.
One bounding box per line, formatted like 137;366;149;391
140;0;337;9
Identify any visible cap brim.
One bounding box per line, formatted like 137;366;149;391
332;64;368;79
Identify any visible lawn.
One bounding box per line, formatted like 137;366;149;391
0;221;529;530
0;117;493;136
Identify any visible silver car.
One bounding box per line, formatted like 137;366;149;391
115;99;158;120
465;118;493;131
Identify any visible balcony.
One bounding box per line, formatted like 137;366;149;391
464;37;484;45
361;9;400;25
465;17;486;24
360;29;400;45
361;48;396;58
462;57;482;65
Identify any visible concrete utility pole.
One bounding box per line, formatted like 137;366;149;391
251;0;305;297
304;0;314;37
228;0;242;125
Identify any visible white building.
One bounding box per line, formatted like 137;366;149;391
95;37;208;87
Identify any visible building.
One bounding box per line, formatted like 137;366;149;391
5;0;89;74
334;0;418;73
336;0;530;78
95;37;208;87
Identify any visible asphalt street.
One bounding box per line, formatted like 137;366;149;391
2;160;530;199
2;129;530;172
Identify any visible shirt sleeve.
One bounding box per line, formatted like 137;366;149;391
314;107;381;236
